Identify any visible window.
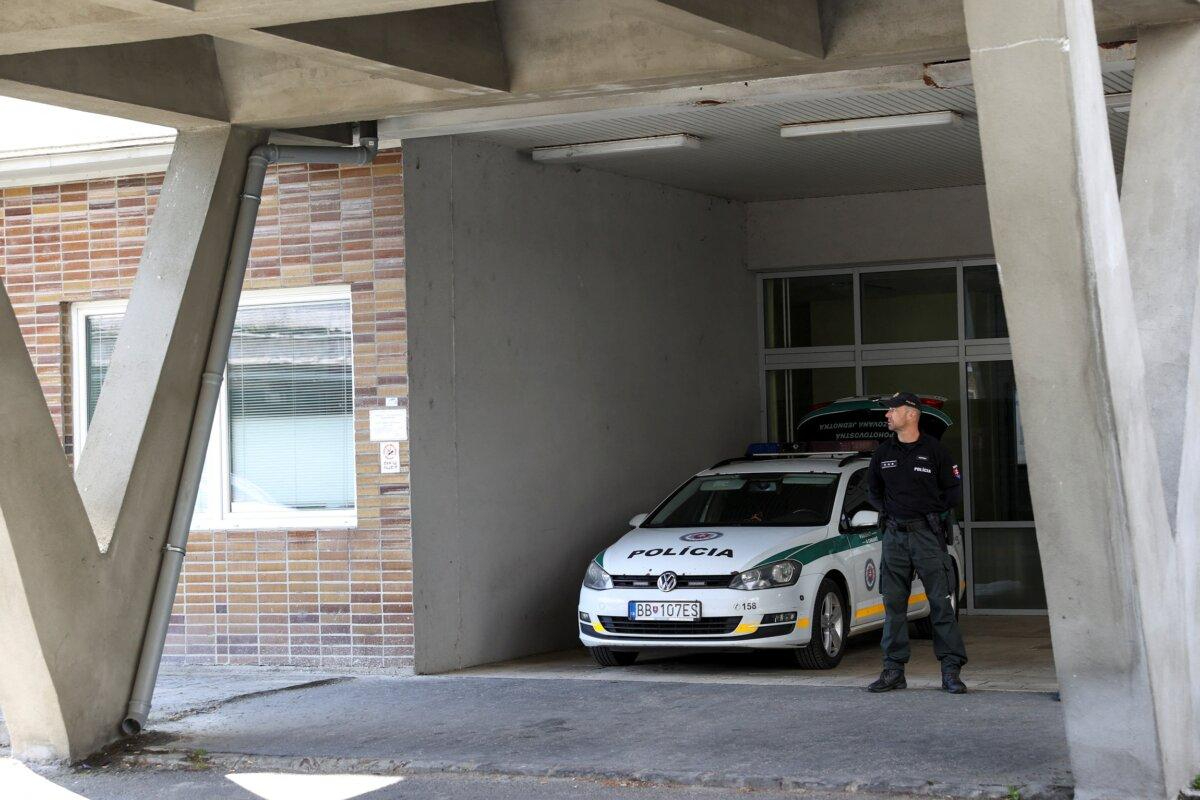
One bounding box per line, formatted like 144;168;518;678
964;265;1009;339
765;366;857;444
762;274;854;348
72;286;356;529
860;267;957;344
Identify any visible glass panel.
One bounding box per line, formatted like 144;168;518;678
227;300;355;512
762;274;853;348
840;468;874;524
966;360;1032;520
862;362;962;470
82;309;219;521
964;264;1009;339
860;268;957;344
646;472;841;527
972;527;1047;609
765;366;857;443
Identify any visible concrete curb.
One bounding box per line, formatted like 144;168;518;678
126;748;1074;799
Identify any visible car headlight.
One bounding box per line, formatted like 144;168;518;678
729;560;800;591
584;560;613;590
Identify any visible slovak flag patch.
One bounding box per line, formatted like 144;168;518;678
952;464;961;479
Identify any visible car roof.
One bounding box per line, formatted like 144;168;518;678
699;452;871;477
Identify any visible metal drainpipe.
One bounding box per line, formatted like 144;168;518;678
121;122;380;736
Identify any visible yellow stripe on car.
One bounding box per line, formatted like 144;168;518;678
855;593;926;620
734;622;758;635
855;603;884;619
592;620;605;633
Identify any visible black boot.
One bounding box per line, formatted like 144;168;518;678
867;667;906;693
941;666;967;694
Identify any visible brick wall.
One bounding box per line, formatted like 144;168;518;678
0;149;413;670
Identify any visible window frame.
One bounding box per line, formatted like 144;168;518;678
70;284;358;531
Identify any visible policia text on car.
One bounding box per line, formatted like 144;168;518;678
866;392;968;694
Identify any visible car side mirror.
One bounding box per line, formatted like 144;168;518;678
629;513;649;528
850;510;879;529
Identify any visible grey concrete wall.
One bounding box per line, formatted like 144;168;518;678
747;185;993;270
404;137;756;674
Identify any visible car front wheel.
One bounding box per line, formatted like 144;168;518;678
793;578;848;669
588;646;638;667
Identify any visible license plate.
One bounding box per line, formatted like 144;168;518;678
628;601;701;621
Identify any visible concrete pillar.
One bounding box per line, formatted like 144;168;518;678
962;1;1195;798
0;125;261;761
1120;20;1200;758
1122;21;1200;529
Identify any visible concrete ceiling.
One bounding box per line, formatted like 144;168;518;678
0;0;1192;138
464;69;1135;202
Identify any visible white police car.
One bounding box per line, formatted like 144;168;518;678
578;449;966;668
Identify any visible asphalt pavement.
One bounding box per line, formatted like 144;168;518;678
3;759;982;800
132;673;1070;798
1;653;1072;799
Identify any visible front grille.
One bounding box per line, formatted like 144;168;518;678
611;574;736;589
599;616;741;635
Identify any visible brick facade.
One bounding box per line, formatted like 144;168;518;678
0;150;413;669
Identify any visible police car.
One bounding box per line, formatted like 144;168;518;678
578;442;966;668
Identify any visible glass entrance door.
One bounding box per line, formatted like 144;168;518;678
759;261;1045;613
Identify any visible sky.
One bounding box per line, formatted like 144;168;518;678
0;96;174;154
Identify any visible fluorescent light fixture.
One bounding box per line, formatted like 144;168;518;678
1104;92;1131;113
531;133;700;162
780;110;961;139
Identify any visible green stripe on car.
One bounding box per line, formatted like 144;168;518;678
753;528;881;568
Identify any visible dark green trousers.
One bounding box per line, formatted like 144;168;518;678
880;519;968;670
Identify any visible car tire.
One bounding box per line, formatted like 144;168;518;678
588;647;638;667
793;578;848;670
912;563;960;639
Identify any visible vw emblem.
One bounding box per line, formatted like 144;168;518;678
657;571;678;592
680;531;722;542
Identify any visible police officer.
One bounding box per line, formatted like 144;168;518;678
865;392;968;694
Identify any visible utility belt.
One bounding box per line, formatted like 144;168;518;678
883;511;954;549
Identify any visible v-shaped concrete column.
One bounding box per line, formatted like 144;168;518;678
1121;20;1200;760
0;125;261;761
963;1;1195;797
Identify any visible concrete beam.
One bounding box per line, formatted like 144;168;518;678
0;125;262;761
248;3;509;95
605;0;823;61
1120;18;1200;766
380;62;945;139
7;0;1194;131
88;0;195;14
964;0;1195;797
0;35;228;128
0;1;475;56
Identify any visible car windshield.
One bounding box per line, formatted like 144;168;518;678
644;472;841;527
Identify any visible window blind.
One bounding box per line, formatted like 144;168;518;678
227;300;355;512
84;313;122;426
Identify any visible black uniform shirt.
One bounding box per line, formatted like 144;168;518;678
867;433;962;520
